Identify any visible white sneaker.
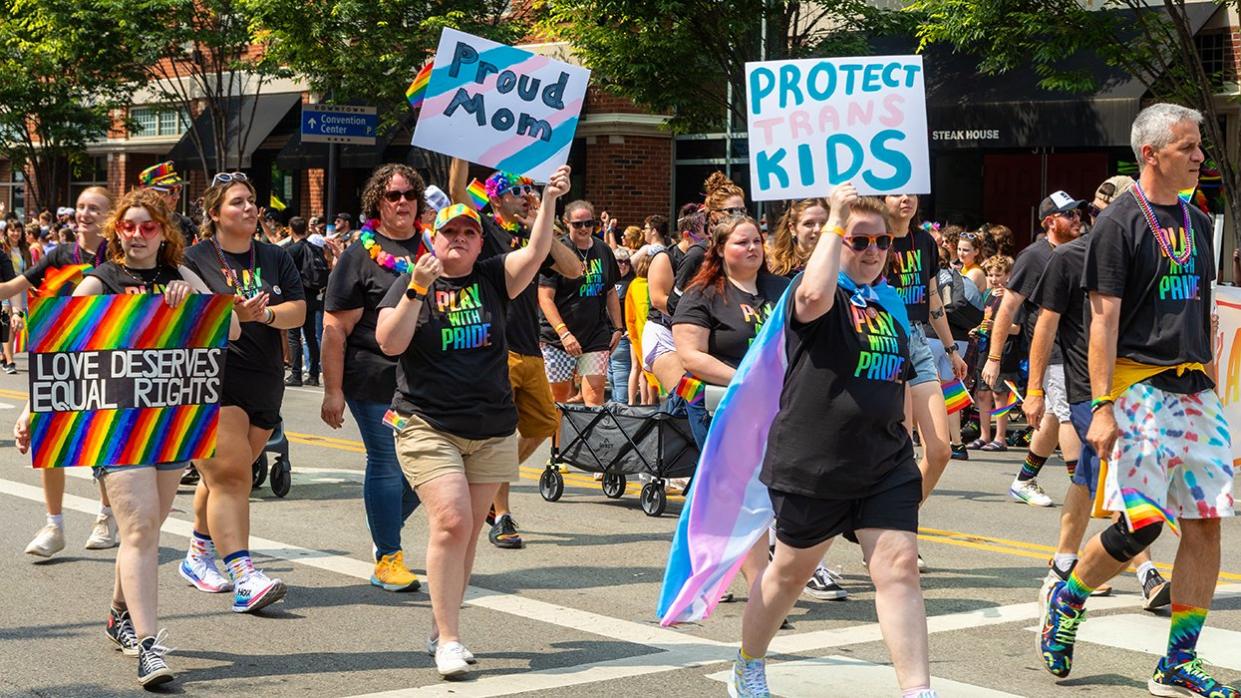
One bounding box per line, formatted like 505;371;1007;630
179;554;233;593
231;570;286;613
1010;478;1054;507
25;524;65;557
84;512;119;549
435;641;472;677
427;636;476;663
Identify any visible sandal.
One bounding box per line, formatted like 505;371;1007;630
965;438;987;450
980;440;1008;452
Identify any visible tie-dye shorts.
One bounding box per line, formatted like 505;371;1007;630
1101;383;1235;532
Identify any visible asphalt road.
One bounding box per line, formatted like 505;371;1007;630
1;362;1239;697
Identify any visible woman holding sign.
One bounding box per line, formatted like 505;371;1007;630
7;187;119;559
732;190;934;698
376;165;569;679
179;173;305;614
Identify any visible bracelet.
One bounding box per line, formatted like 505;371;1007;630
831;225;846;238
1026;388;1044;397
553;322;567;333
408;280;428;296
263;307;275;325
1090;397;1114;412
987;354;1002;362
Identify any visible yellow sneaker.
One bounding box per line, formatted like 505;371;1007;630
370;551;421;592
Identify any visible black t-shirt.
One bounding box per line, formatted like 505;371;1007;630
174;213;197;248
761;279;917;499
672;274;789;369
1007;238;1063;365
380;256;516;439
1084;193;1214;394
667;241;707;318
183;239;305;379
616;271;635;325
324;232;421;404
887;229;938;324
982;290;1023;375
538;238;618;352
23;241;106;288
1029;236;1091;403
479;215;554;357
86;261;183;295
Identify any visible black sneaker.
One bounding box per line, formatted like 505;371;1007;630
305;376;320;387
179;464;200;486
489;514;523;549
284;375;303;387
804;565;848;600
485;504;496;527
950;443;969;461
105;606;139;656
1142;569;1172;611
137;631;175;688
3;362;16;375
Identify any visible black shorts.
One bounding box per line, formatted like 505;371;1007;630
0;311;10;344
769;464;922;549
221;370;283;430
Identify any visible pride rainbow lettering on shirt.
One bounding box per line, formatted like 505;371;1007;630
578;257;605;297
1156;225;1201;302
220;267;264;299
889;247;926;306
436;282;493;350
742;302;775;346
849;303;906;382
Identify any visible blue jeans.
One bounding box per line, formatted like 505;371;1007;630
302;295;324;372
686;399;711;450
609;336;631;405
347;398;420;560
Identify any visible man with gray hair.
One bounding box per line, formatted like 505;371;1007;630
1037;103;1236;697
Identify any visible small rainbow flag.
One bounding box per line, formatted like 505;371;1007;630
991;392;1019;418
941;378;972;415
675;374;705;405
37;264;92;297
1120;487;1180;535
1003;379;1024;402
466;179;489;210
1178;188;1195;204
12;324;25;354
405;62;433;110
382;408;409;433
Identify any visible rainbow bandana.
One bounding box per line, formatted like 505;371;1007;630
434;203;482;233
941;378;972;415
405;63;433;109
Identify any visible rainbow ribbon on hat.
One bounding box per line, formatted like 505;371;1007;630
941;378;972;415
465;179;489;210
674;374;705;405
405;63;433;110
1120;487;1180;535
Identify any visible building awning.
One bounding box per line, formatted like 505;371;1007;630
167;93;303;171
895;2;1221;149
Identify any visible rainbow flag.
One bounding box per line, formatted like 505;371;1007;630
465;179;489;210
37;264;91;297
1120;487;1180;535
1003;379;1024;401
405;62;433;110
27;294;234;469
991;393;1019;418
12;325;25;354
674;374;705;405
659;272;910;626
382;408;409;433
941;378;972;415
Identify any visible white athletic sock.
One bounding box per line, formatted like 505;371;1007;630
47;513;64;528
99;505;112;518
1136;561;1156;582
1052;553;1078;573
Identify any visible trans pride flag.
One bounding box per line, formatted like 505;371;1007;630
658;273;909;626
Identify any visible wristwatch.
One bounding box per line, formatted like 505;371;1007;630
944;343;958;355
405;287;427;301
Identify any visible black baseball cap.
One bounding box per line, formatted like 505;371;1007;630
1037;191;1085;220
334;212;352;223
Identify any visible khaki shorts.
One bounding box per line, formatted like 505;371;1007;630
508;352;559;440
394;413;518;488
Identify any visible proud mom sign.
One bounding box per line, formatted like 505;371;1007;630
745;55;930;199
412;28;590;182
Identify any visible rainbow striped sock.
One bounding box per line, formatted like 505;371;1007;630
1058;570;1095;608
1065;459;1077;479
1167;604;1208;660
190;530;215;559
1018;452;1048;482
223;550;255;583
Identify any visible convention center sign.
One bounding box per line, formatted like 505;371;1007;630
745;55;930;199
411;28;590;183
26;294;233;468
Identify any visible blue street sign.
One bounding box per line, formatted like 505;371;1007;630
301;104;378;145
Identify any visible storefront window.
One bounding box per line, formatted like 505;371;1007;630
130;106;189;138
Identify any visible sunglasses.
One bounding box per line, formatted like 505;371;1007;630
210;172;249;187
844;235;893;251
960;232;982;240
569;219;597;229
1055;209;1081;220
503;184;536;198
116;220;161;239
382;188;420;203
718;206;748;217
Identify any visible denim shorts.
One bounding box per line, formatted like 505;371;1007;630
93;460;189;477
908;323;939;386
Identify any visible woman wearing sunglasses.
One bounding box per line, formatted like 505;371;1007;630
178;172;305;613
16;189;240;687
6;187;119;559
732;188;934;698
321;164;428;593
538;200;622;407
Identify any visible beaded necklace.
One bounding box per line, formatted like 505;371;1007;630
493;213;521;235
1131;184;1194;266
210;236;256;296
359;219;424;275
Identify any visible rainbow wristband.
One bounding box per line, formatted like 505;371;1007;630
1090;397;1114;412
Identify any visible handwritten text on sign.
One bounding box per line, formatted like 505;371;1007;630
411;28;590;182
745;55;930;199
30;349;222;412
1214;285;1241;467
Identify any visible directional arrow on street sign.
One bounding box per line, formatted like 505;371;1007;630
301;104;377;146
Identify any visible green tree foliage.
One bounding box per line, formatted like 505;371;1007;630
0;0;155;211
909;0;1241;243
543;0;912;132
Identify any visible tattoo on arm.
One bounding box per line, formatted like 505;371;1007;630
931;307;945;320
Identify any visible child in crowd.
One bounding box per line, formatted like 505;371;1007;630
968;255;1019;451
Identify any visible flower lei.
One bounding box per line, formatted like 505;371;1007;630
1131;184;1194;266
493;213;521;235
359;218;427;274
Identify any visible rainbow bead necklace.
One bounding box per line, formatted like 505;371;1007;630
359;219;413;274
1131;184;1194;266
